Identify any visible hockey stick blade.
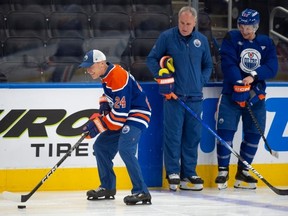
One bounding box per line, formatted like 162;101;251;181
171;93;288;195
246;102;279;158
2;132;89;202
2;191;21;202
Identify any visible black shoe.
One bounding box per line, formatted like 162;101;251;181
123;192;152;205
86;187;116;200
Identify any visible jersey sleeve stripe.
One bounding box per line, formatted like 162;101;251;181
130;109;152;116
103;115;123;130
129;113;150;122
109;112;127;123
126;117;149;128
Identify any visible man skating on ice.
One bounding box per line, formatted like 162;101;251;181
79;49;152;205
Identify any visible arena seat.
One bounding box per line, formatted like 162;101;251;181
91;12;131;38
0;0;13;16
95;0;133;15
6;11;49;40
132;0;173;15
1;36;46;82
130;61;154;81
3;36;45;62
132;12;171;38
0;13;6;42
129;37;156;82
44;37;85;82
12;0;53;15
130;37;156;61
49;11;90;38
45;37;84;63
53;0;95;15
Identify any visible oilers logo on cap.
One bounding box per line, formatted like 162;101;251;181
239;48;261;73
79;49;106;68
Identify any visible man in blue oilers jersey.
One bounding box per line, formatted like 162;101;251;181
146;6;213;191
215;9;278;190
79;49;152;205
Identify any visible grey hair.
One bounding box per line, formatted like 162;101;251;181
178;6;198;20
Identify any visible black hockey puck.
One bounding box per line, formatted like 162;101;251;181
17;205;26;209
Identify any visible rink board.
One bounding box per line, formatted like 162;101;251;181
0;82;288;191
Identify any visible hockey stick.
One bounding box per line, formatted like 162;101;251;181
2;131;89;203
246;102;279;158
171;93;288;195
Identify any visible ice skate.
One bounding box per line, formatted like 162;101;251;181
180;176;204;191
215;167;229;190
86;187;116;200
123;192;152;205
234;168;258;190
167;173;180;191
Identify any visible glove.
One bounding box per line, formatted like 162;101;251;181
232;82;251;107
159;56;175;74
83;113;107;139
99;94;111;116
156;77;174;99
155;56;175;100
249;83;266;106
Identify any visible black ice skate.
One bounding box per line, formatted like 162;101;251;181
180;176;204;191
234;168;258;190
167;173;180;191
215;167;229;190
123;192;152;205
86;187;116;200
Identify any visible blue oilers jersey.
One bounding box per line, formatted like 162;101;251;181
220;30;278;94
100;63;151;130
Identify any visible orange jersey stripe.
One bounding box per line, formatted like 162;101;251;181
102;116;122;131
129;113;150;123
109;112;127;123
102;65;129;91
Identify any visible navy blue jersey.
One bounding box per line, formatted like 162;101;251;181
221;30;278;94
100;62;151;130
146;27;213;97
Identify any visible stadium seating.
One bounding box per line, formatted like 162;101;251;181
91;12;132;38
6;11;49;40
95;0;133;15
129;38;156;81
132;12;171;38
44;37;85;82
48;11;90;38
46;37;84;63
0;0;13;16
132;0;173;15
12;0;53;15
1;36;46;82
0;0;176;82
53;0;95;15
0;13;6;42
130;61;154;81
